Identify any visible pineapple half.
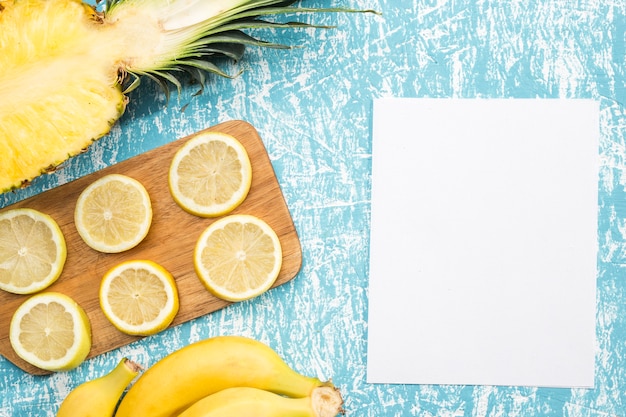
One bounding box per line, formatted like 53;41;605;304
0;0;374;192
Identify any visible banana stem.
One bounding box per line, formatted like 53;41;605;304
311;386;345;417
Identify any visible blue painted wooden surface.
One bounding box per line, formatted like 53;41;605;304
1;0;625;415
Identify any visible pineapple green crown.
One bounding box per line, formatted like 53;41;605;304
102;0;377;96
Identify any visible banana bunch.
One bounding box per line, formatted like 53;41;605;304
55;335;344;417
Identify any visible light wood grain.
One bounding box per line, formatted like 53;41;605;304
0;120;302;375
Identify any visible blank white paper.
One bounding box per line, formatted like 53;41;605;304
366;98;598;388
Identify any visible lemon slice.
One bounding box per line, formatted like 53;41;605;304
74;174;152;253
0;208;67;294
193;214;282;302
10;292;91;371
169;132;252;218
99;260;179;336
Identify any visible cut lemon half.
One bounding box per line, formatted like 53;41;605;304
194;214;282;302
0;208;67;294
10;292;91;372
74;174;152;253
100;260;179;336
169;131;252;218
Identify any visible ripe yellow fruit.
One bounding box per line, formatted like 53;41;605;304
115;335;336;417
99;260;179;336
0;208;67;294
56;358;142;417
169;132;252;218
176;386;344;417
9;292;91;372
0;0;373;192
193;214;282;302
74;174;152;253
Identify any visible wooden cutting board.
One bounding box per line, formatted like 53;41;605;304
0;120;302;375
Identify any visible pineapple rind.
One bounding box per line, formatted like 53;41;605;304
0;0;124;192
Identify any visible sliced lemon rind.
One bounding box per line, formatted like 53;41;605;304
168;132;253;218
99;260;179;336
74;174;153;253
0;208;67;295
193;214;283;302
9;292;91;372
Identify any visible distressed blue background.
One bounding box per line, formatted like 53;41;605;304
1;0;625;415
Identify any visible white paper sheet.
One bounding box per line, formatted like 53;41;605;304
366;98;599;388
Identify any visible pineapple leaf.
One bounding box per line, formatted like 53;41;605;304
122;72;142;94
195;30;294;49
200;18;335;36
151;70;184;96
199;43;247;61
178;59;241;79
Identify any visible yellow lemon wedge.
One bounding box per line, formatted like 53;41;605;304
99;260;179;336
169;132;252;218
0;208;67;294
9;292;91;372
193;214;282;302
74;174;152;253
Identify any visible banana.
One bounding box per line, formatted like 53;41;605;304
176;386;344;417
56;358;142;417
114;335;336;417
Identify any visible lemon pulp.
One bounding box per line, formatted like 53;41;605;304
100;260;179;336
0;208;67;294
74;174;152;253
194;214;282;302
9;292;91;371
169;132;252;218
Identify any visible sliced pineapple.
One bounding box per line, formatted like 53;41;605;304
0;0;124;191
0;0;375;192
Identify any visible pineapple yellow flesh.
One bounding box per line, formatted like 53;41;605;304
0;0;124;191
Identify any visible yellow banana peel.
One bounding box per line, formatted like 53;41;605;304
176;386;344;417
56;358;142;417
114;335;335;417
